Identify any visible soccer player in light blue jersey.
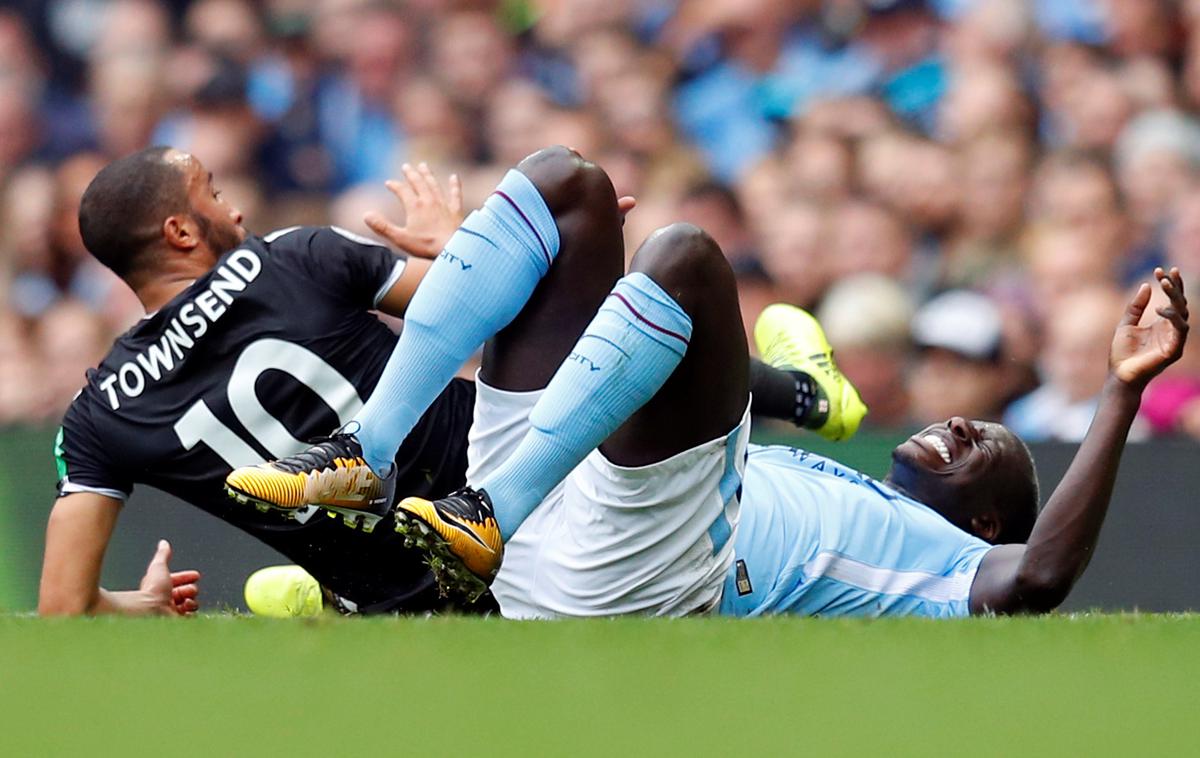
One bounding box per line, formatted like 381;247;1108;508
725;269;1188;617
723;442;1016;618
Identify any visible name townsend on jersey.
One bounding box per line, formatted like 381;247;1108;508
99;249;262;410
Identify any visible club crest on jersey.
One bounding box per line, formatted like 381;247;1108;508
98;249;263;410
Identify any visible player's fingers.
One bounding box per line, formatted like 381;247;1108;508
448;174;463;215
1121;283;1151;326
364;212;412;244
178;598;200;614
409;162;433;199
366;213;438;258
618;196;637;214
172;584;199;602
149;539;172;568
1170;266;1186;300
170;570;201;586
1164;267;1188;314
385;176;418;211
1160;274;1189;321
1156;305;1189;333
401;163;427;205
418;162;446;206
394;170;421;209
364;211;394;233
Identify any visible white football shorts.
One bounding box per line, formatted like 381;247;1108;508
468;373;750;619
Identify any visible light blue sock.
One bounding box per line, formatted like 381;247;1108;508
353;169;560;474
480;273;693;540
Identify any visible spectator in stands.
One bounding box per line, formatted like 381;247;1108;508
0;311;52;424
942;131;1031;289
829;199;913;282
1005;285;1147;442
1115;109;1200;251
1025;225;1121;316
1140;188;1200;436
668;0;810;180
758;201;828;309
817;274;915;428
34;299;110;417
3;167;57;319
677;181;760;268
0;0;1198;437
907;290;1010;425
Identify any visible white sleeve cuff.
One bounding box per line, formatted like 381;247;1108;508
60;477;128;502
373;258;408;308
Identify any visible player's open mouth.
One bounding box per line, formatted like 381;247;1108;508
921;434;952;464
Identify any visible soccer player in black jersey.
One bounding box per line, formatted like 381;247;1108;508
40;147;480;615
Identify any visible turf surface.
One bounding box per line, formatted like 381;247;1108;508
2;614;1197;756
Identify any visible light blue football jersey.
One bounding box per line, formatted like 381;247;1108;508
719;445;995;618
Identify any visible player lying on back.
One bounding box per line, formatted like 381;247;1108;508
454;265;1183;617
233;143;1187;617
728;270;1186;616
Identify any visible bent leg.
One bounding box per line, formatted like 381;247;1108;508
353;146;622;473
482;147;626;391
478;223;749;539
603;224;749;466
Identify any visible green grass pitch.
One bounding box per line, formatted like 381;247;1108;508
2;615;1197;756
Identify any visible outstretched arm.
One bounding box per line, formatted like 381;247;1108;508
970;268;1189;614
39;492;200;616
372;163;465;317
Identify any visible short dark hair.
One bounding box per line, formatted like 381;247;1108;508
78;146;189;280
996;438;1039;544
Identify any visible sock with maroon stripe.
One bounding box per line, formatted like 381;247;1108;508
352;169;559;475
480;272;693;540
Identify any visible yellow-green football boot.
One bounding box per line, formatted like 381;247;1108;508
243;565;326;618
395;486;502;603
754;303;867;441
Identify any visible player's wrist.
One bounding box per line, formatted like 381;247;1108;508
101;587;172;616
1103;373;1146;404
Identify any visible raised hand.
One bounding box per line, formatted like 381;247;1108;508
1111;267;1189;389
138;540;201;616
364;162;464;259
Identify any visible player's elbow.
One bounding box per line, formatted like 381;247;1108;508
1011;566;1073;614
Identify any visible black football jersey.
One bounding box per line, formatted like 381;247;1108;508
54;226;478;612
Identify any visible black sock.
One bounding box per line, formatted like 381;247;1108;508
748;360;826;428
791;371;827;429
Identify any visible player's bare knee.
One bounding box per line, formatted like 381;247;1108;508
629;223;729;304
518;145;614;217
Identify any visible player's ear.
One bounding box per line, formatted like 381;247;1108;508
163;214;199;251
969;512;1001;543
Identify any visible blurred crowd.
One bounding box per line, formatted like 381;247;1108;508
3;0;1200;441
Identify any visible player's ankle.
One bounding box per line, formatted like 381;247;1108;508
790;370;829;429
